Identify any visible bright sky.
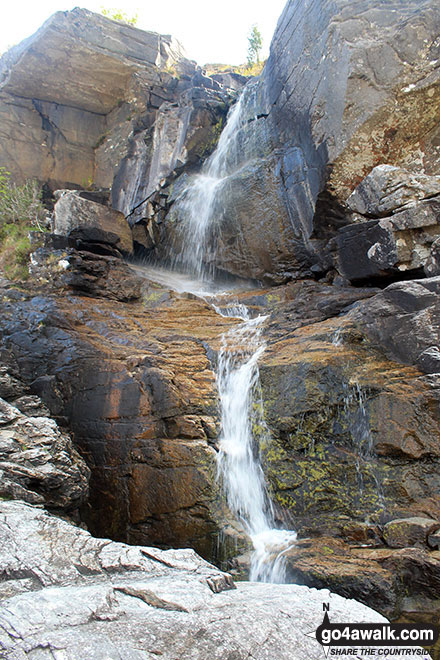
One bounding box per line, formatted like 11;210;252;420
1;1;288;65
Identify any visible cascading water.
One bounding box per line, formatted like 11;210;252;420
215;302;296;582
171;95;245;280
155;88;297;581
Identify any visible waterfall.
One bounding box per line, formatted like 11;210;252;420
171;94;245;280
158;88;296;581
343;381;385;511
215;303;296;582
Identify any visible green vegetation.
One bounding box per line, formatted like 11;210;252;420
100;7;139;25
0;168;46;280
247;25;262;66
204;60;266;79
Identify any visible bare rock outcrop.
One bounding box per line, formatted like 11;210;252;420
157;0;440;283
0;7;238;213
0;375;89;513
0;500;389;660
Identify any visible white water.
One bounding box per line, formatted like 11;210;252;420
216;305;296;582
142;89;297;582
172;95;245;279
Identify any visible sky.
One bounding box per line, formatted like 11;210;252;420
1;0;288;65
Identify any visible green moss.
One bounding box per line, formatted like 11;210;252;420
199;119;225;159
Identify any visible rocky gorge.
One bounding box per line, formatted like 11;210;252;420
0;0;440;658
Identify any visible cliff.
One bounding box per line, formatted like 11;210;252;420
1;2;440;657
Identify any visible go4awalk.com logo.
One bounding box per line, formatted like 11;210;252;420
306;604;438;659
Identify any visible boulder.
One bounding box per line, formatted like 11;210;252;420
352;277;440;373
0;500;390;660
0;397;89;511
383;517;440;549
0;8;194;190
345;165;440;217
336;166;440;282
53;190;133;254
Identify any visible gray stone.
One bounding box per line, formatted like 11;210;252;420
0;501;389;660
383;517;440;549
336;170;440;282
427;530;440;550
53;190;133;254
346;165;440;217
353;277;440;373
0;8;188;114
425;237;440;277
0;368;26;401
159;0;440;282
0;398;89;510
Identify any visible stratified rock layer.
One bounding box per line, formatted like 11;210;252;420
0;500;389;660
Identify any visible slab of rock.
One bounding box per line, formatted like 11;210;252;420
0;398;89;511
346;165;440;217
282;536;440;621
0;8;187;114
383;517;440;549
352;276;440;373
0;501;389;660
53;190;133;254
337;166;440;282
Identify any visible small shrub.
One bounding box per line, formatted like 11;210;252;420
0;171;47;280
100;7;139;25
0;225;33;280
0;175;46;229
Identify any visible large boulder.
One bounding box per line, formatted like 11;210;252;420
336;166;440;283
0;500;390;660
0;6;237;206
352;276;440;373
53;190;134;255
0;8;192;190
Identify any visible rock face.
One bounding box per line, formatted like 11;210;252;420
252;280;440;539
0;7;239;215
0;500;389;660
154;0;440;283
336;166;440;283
0;263;238;558
0;372;89;513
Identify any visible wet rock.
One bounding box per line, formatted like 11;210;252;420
258;291;440;536
0;501;389;660
0;276;237;556
53;190;133;255
0;398;89;511
383;517;440;549
158;0;440;282
283;536;440;622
